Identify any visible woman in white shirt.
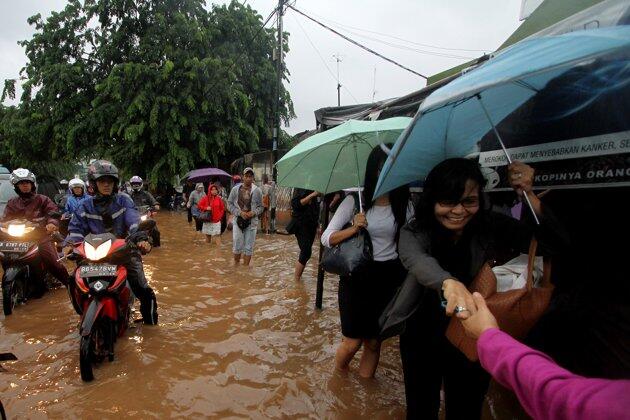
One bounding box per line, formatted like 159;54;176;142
321;144;411;378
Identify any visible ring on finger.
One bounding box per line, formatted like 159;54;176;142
454;306;469;314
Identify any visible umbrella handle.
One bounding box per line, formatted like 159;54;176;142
354;142;364;212
476;94;539;225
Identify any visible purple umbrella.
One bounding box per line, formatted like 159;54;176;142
184;167;231;183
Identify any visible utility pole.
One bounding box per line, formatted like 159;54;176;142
333;53;342;106
272;0;285;184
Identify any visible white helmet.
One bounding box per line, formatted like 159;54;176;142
130;175;143;191
10;168;36;185
69;178;85;189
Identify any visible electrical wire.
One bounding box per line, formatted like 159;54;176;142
287;4;427;80
291;14;360;104
327;26;476;60
298;6;492;53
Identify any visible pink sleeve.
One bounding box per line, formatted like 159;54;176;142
477;328;630;420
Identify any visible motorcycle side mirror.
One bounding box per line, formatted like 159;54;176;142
138;219;156;231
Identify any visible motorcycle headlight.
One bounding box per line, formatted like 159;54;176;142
7;224;26;237
84;240;112;261
140;215;148;221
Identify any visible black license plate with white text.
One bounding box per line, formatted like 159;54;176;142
0;241;32;253
79;264;118;278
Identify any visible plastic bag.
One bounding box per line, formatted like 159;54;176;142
493;254;543;292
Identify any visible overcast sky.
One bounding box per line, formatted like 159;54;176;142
0;0;524;135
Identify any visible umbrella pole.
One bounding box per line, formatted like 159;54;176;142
476;95;540;225
353;142;363;212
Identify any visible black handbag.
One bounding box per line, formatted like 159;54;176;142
236;215;251;230
198;210;212;223
320;193;373;276
286;218;297;234
321;229;373;276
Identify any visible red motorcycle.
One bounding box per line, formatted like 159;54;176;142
70;224;153;382
0;217;64;316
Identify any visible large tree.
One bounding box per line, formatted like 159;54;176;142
1;0;293;185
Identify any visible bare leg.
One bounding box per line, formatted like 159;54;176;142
214;235;221;245
205;235;211;243
243;255;252;266
357;338;382;378
234;253;241;264
335;336;362;372
294;261;306;281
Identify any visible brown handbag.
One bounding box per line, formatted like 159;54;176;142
445;238;553;361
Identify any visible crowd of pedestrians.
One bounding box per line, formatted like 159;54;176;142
8;157;625;419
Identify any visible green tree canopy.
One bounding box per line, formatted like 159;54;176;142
1;0;293;185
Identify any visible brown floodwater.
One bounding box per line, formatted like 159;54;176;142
0;212;407;418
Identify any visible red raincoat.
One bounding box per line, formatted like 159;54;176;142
198;194;225;223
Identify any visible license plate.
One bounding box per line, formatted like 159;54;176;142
79;264;117;278
0;241;32;253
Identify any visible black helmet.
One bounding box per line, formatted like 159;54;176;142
88;160;119;183
88;160;119;195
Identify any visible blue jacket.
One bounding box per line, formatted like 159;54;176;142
67;193;140;244
64;194;86;218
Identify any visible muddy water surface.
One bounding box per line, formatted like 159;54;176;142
1;212;406;418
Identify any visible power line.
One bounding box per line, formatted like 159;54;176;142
291;14;359;104
287;4;427;80
298;7;492;54
332;25;475;60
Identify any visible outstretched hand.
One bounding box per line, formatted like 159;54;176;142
442;279;475;320
461;292;499;339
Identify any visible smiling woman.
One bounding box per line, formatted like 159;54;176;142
380;157;570;419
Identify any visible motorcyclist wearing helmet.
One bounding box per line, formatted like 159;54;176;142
66;160;158;324
129;176;159;210
54;179;70;209
63;178;87;219
129;176;161;247
1;169;71;289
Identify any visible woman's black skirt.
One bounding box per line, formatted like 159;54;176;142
338;258;406;339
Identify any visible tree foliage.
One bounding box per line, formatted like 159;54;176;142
1;0;293;185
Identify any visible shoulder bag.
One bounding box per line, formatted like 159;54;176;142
320;194;373;276
198;209;212;223
445;238;554;361
197;197;213;223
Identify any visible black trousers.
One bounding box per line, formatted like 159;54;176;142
124;249;157;323
187;206;193;223
193;216;203;232
294;222;317;265
400;292;489;420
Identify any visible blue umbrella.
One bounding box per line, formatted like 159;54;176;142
374;26;630;221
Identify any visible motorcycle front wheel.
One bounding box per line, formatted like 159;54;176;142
2;279;23;316
79;334;94;382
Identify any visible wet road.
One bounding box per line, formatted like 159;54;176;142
0;212;406;418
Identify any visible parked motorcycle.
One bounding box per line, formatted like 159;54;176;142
69;221;154;382
0;217;64;316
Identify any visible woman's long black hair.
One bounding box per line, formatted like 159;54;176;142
363;144;409;236
414;158;487;238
